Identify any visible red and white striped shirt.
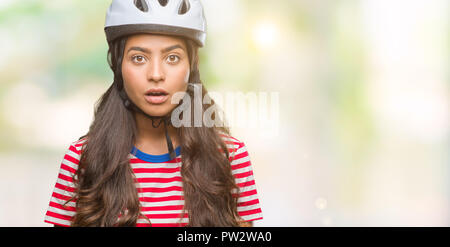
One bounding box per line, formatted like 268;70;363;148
44;134;263;227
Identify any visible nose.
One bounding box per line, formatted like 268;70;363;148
147;58;165;82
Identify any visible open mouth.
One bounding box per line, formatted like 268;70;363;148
144;89;169;104
146;92;168;96
145;88;169;96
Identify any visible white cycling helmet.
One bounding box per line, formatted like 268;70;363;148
105;0;207;47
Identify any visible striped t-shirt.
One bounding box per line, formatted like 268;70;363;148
44;134;263;227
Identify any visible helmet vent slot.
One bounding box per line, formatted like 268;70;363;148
178;0;190;15
158;0;168;7
134;0;149;12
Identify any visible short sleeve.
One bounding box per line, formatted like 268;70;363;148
229;141;264;222
44;140;84;226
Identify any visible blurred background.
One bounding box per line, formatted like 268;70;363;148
0;0;448;226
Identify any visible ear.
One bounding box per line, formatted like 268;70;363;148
118;87;131;109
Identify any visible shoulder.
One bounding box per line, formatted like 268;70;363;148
70;137;87;151
217;130;244;147
69;137;87;154
63;137;87;166
217;131;251;164
218;131;245;150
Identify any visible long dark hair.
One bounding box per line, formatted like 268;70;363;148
69;35;241;226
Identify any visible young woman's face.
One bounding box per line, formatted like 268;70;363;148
121;34;190;117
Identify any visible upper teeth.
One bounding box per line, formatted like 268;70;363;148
149;92;164;95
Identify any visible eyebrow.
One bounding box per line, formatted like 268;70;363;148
127;44;185;54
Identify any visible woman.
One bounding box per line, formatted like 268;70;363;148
44;0;263;227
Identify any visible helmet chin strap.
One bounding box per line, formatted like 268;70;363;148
119;89;177;160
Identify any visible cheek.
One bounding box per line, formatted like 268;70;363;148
167;65;190;92
121;63;141;94
177;65;190;87
121;63;134;85
184;68;190;83
179;67;190;92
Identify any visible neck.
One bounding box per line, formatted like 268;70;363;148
134;112;179;154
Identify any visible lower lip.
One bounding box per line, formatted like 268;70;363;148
144;94;169;104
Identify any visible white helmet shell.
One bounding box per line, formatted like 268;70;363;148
105;0;207;47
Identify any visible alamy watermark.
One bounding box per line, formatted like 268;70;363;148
170;83;279;137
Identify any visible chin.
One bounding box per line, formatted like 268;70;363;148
142;104;174;117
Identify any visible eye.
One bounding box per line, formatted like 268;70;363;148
132;55;146;64
167;54;180;64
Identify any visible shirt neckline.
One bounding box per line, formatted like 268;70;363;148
131;146;181;163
